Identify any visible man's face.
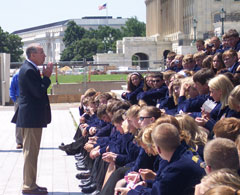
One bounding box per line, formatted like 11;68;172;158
101;114;111;122
166;57;174;67
223;55;237;68
194;82;209;95
183;59;195;70
196;43;205;51
31;47;46;65
211;38;220;49
227;36;239;48
152;77;164;88
195;57;204;66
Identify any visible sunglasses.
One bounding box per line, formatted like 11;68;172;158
152;80;161;83
139;116;152;121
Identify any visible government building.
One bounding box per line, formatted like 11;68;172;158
13;16;127;63
95;0;240;69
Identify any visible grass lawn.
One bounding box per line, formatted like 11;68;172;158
48;74;128;94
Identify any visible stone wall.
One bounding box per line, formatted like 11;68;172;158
51;81;126;95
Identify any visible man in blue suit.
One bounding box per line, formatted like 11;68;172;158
12;44;53;194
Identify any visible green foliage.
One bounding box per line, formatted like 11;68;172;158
61;17;146;61
122;17;146;37
63;21;86;47
48;74;128;94
0;27;23;62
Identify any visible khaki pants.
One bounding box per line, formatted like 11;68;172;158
21;128;42;190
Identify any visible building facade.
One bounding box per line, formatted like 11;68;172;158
13;16;128;63
95;0;240;69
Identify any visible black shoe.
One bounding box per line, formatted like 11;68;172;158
81;183;97;194
76;158;86;164
77;166;88;171
58;145;67;151
75;156;85;161
75;153;84;159
79;178;92;187
76;172;90;180
90;190;100;195
76;161;85;166
77;169;91;174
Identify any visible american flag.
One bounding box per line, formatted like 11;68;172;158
98;3;107;10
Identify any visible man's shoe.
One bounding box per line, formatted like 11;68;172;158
77;169;91;174
90;190;100;195
16;144;23;149
37;186;47;191
79;178;92;187
76;172;91;180
81;183;97;194
76;165;88;171
58;145;67;151
22;187;48;194
76;161;85;167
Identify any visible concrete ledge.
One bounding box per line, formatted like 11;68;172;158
49;94;81;103
51;81;126;95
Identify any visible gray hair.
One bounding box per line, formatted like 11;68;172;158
26;44;41;58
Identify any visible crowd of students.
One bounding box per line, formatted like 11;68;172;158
59;28;240;195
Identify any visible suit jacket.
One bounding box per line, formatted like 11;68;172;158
12;60;51;128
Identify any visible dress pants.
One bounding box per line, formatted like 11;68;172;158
14;100;22;145
21;128;42;190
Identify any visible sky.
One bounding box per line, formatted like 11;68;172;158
0;0;146;33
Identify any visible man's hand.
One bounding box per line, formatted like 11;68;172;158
42;62;53;78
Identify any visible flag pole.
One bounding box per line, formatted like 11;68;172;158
106;3;108;26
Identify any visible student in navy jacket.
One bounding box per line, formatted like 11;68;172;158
178;68;215;118
122;72;144;105
137;73;168;106
11;44;53;194
226;29;240;52
116;123;205;195
195;74;235;133
222;49;240;74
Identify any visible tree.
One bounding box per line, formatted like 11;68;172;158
60;17;146;61
121;17;146;37
61;38;100;61
63;21;86;47
0;27;23;62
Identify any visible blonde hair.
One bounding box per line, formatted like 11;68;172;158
204;185;240;195
193;51;207;60
208;74;234;109
142;115;180;146
228;85;240;110
200;169;240;195
126;105;140;118
175;114;208;149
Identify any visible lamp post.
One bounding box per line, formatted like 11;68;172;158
220;8;226;36
102;33;114;53
192;18;198;43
